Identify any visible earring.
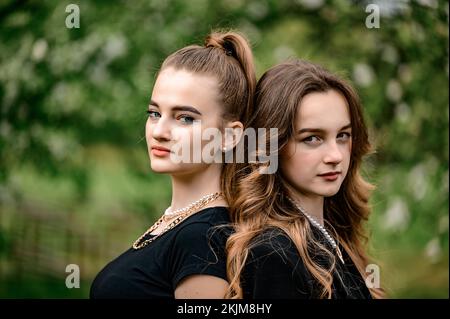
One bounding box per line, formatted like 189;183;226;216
222;147;227;152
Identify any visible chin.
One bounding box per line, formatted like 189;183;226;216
320;187;342;197
311;184;339;197
150;160;178;174
322;191;339;197
150;161;202;176
150;165;173;174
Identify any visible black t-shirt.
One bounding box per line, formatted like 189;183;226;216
241;227;372;299
90;206;230;299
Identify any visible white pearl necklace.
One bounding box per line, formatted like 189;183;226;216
288;197;345;264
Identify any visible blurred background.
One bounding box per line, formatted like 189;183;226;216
0;0;448;298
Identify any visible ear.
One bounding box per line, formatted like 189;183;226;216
222;120;244;152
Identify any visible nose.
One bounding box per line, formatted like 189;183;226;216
149;116;171;142
323;141;343;165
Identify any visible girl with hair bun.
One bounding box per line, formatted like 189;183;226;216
226;59;385;299
90;30;255;299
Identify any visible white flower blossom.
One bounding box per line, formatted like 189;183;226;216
353;63;375;88
31;39;48;62
386;79;403;102
424;238;441;263
382;197;410;231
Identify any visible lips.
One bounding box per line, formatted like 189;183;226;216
318;171;341;177
151;146;170;152
318;171;341;182
151;145;171;157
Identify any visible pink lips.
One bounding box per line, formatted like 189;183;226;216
318;171;341;181
151;146;170;157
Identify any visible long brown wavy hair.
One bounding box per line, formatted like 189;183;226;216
224;59;385;299
158;30;256;199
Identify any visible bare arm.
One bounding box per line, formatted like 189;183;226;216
174;274;228;299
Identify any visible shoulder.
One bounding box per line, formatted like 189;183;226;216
248;228;300;266
242;228;314;298
164;207;231;288
173;206;232;243
181;206;230;227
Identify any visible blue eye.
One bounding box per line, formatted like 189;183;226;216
178;115;195;124
146;110;160;119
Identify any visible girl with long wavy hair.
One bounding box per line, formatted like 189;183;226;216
225;59;385;299
90;30;255;299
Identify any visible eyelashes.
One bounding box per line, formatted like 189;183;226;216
337;132;352;139
301;132;352;145
177;115;195;124
146;110;160;119
146;110;196;125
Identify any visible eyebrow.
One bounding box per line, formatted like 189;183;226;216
149;100;202;115
297;123;352;134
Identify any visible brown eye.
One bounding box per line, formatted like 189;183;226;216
337;132;351;141
303;135;321;144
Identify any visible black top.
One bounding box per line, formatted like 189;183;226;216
241;227;372;299
90;206;230;299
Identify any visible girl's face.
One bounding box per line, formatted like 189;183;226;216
280;89;352;199
145;67;224;176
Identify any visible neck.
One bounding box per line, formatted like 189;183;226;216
289;191;325;226
170;164;225;211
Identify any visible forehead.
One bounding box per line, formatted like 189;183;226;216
296;90;350;129
152;67;220;107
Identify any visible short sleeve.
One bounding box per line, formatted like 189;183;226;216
169;222;229;289
243;235;314;299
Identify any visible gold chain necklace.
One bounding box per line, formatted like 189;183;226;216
132;192;222;250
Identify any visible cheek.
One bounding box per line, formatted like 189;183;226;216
145;120;152;140
339;142;352;178
171;126;192;143
281;146;313;175
344;141;352;163
291;152;316;172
